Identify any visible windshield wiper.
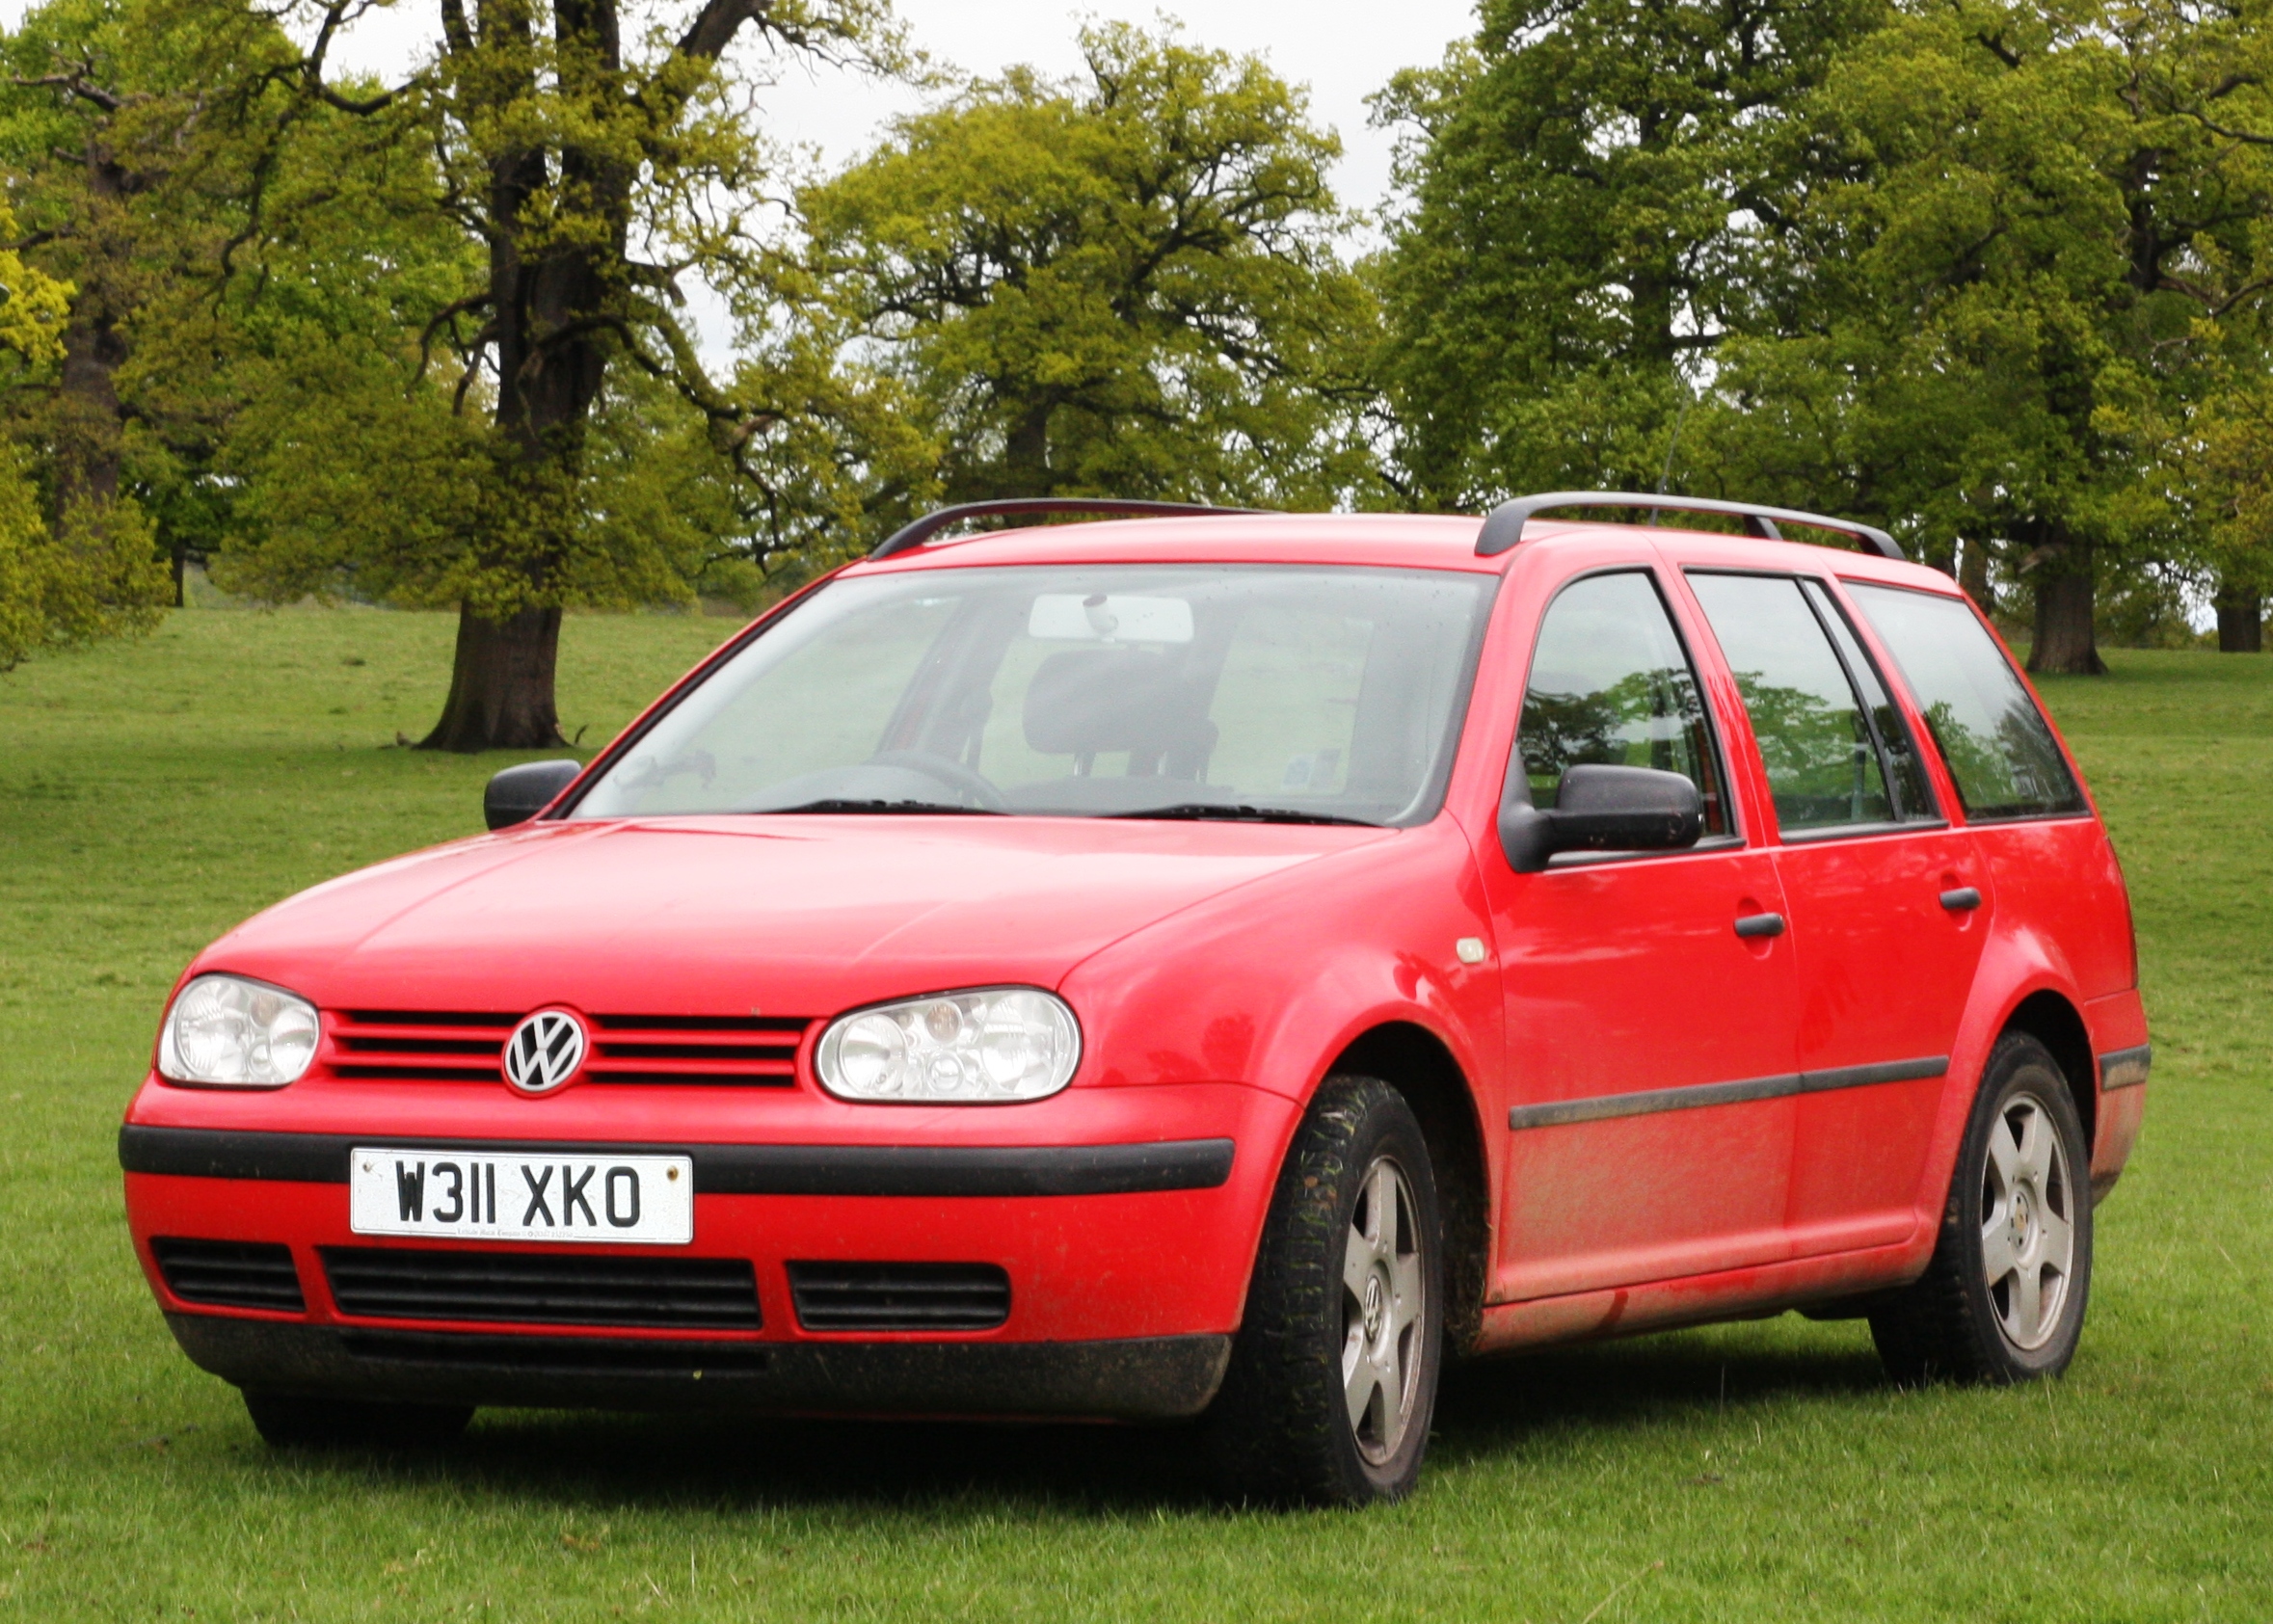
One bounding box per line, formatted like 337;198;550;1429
750;798;1003;815
1107;802;1380;827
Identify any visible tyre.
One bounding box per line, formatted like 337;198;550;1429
1869;1032;2093;1385
1204;1075;1445;1505
241;1389;474;1450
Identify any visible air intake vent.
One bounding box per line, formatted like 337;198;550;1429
151;1238;305;1312
321;1248;762;1330
788;1262;1010;1331
326;1011;811;1086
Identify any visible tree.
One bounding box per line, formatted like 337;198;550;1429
796;22;1377;516
235;0;895;751
1371;0;1887;511
0;191;167;669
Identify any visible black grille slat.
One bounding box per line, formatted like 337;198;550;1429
581;1070;796;1087
336;1036;502;1056
788;1262;1009;1331
595;1015;809;1033
322;1248;762;1330
345;1011;517;1029
151;1238;306;1312
595;1042;799;1062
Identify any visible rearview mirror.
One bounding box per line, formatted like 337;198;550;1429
1499;763;1703;874
484;759;582;830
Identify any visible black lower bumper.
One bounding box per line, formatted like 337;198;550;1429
165;1313;1231;1422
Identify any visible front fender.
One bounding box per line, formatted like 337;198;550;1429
1058;820;1502;1322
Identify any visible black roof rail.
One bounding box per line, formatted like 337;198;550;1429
869;498;1267;561
1474;491;1903;561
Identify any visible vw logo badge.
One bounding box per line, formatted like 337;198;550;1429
503;1009;586;1095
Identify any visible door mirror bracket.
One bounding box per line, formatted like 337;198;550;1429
1500;764;1704;873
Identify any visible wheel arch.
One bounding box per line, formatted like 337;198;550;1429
2000;988;2098;1158
1327;1021;1491;1356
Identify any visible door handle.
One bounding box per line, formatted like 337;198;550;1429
1733;912;1786;939
1939;887;1982;912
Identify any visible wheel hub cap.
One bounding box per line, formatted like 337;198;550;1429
1978;1092;2075;1353
1342;1155;1426;1467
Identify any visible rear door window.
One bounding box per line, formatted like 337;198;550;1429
1843;582;2086;821
1686;572;1936;835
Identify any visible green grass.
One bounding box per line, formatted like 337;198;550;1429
2;609;2268;1621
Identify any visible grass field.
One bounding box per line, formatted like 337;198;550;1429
2;605;2268;1621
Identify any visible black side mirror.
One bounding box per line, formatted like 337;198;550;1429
1499;763;1703;873
484;759;582;830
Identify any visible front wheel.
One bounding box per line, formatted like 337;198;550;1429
1204;1076;1444;1505
1869;1032;2093;1385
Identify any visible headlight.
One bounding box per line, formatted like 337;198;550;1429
816;987;1080;1104
157;974;320;1087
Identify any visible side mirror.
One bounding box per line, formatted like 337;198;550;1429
484;759;582;830
1499;763;1703;873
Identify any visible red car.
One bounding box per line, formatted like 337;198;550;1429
121;493;2150;1504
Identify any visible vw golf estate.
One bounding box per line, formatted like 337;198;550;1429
120;492;2150;1504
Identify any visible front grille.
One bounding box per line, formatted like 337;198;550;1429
326;1010;811;1086
150;1238;305;1312
788;1262;1010;1331
321;1247;762;1330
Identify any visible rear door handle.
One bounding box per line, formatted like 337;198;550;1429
1734;912;1786;939
1939;887;1982;912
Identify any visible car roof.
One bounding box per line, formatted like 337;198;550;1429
836;511;1963;596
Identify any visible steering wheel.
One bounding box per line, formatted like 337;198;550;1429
866;750;1010;812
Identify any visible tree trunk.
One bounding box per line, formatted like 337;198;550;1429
2215;588;2263;653
1959;536;1992;611
420;604;568;751
2026;537;2105;676
54;312;127;519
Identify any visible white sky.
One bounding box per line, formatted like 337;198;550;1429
0;1;1477;215
1;0;1478;357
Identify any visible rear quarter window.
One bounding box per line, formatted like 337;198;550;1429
1843;582;2086;821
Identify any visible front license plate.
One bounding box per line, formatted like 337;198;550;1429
349;1148;694;1245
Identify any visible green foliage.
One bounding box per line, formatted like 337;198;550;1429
1372;0;1887;508
799;22;1380;515
0;447;167;669
0;190;166;669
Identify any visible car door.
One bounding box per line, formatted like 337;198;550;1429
1483;567;1804;1303
1682;572;1989;1256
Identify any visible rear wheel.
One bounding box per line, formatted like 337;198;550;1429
241;1390;473;1450
1204;1076;1444;1505
1869;1032;2093;1385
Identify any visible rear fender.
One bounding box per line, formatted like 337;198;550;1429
1899;919;2090;1273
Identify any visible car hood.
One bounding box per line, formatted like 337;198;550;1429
199;815;1392;1019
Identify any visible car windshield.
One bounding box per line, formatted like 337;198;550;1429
570;563;1497;826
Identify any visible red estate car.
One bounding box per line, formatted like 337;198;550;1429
121;492;2150;1504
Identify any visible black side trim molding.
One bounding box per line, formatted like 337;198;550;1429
2099;1044;2153;1091
120;1125;1235;1197
1508;1056;1948;1131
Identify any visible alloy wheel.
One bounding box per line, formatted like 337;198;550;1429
1341;1154;1427;1465
1979;1090;2076;1351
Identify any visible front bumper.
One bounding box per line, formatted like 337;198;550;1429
166;1314;1233;1421
120;1078;1293;1418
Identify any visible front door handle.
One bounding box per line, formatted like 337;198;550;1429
1734;912;1786;939
1939;887;1983;912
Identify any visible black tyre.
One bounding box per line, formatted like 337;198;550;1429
1869;1032;2093;1385
241;1389;474;1450
1204;1075;1444;1505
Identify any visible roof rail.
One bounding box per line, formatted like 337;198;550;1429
869;498;1267;561
1474;491;1903;561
